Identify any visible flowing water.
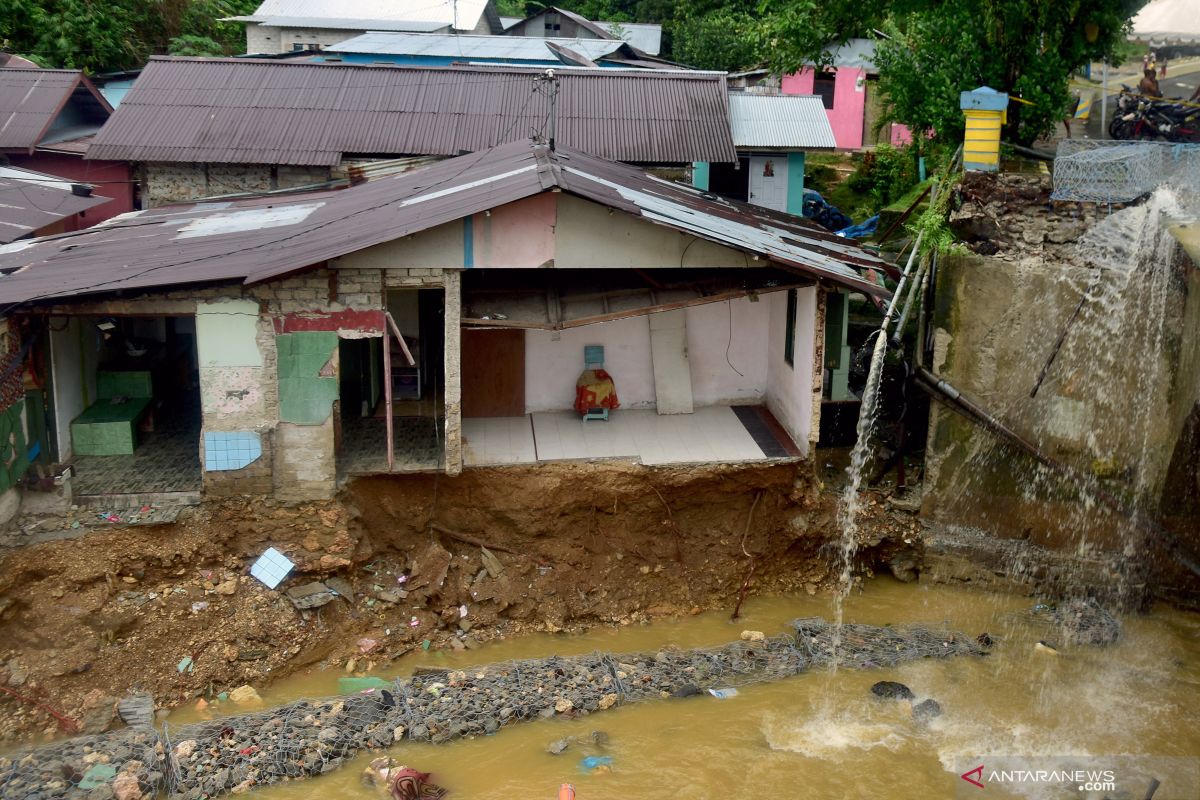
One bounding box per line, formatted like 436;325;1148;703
166;582;1200;799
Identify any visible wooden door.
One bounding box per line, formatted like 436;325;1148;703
461;329;526;417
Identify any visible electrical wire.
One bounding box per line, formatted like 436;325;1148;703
724;299;744;377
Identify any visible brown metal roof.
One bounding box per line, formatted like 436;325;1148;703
0;140;885;307
0;69;112;153
87;57;736;166
0;167;111;243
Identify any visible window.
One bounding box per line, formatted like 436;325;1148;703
813;70;837;109
784;289;797;366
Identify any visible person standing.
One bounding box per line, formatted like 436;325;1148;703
1160;53;1169;79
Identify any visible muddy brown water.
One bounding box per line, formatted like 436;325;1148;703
167;581;1200;799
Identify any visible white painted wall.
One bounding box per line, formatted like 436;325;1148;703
685;297;768;406
525;317;657;412
765;287;818;456
524;296;774;414
49;317;99;461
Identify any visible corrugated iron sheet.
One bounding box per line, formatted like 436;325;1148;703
598;22;662;56
0;70;111;152
327;31;627;60
254;16;446;31
0;166;111;243
0;140;885;306
88;58;733;166
728;94;837;150
241;0;489;29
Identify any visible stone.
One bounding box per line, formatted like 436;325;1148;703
598;693;618;710
228;685;262;706
285;582;335;609
78;690;118;735
6;661;28;687
173;740;197;759
913;698;943;720
870;681;914;701
376;590;405;604
670;685;703;699
479;547;503;579
117;694;155;728
409;543;453;590
324;577;354;600
554;698;573;713
111;772;142;800
318;726;341;742
215;579;238;596
547;737;572;755
739;630;766;642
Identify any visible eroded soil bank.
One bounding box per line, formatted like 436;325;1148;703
0;462;919;744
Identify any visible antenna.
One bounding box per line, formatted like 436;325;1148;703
536;68;560;150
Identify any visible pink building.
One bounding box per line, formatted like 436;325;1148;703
779;39;911;150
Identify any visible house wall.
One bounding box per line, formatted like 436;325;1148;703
142;162;331;207
8;153;134;226
48;317;100;462
524;296;775;413
782;67;867;150
246;24;372;54
765;286;821;456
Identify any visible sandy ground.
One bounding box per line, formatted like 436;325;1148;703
0;462;921;744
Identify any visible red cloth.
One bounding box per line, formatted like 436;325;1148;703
574;368;619;414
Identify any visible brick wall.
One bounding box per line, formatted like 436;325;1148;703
143;163;331;208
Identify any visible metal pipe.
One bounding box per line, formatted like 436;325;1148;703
891;253;928;347
914;366;1200;578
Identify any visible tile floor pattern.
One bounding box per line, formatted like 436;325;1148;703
71;413;202;495
339;415;444;474
463;406;794;467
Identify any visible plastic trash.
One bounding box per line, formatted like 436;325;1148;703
559;784;576;800
707;687;738;699
579;755;614;773
338;676;390;693
177;656;194;673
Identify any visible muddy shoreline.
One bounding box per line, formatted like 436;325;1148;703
0;462;921;744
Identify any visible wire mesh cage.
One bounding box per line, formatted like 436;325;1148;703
1052;141;1200;202
0;726;165;800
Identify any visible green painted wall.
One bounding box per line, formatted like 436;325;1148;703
0;400;29;491
277;332;339;424
786;152;806;216
692;162;710;191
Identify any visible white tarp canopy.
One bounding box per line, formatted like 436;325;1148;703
1130;0;1200;46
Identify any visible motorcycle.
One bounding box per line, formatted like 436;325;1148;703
1109;84;1200;142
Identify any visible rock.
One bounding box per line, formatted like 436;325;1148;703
410;543;453;591
1034;640;1059;655
6;660;27;687
590;730;609;746
888;553;919;583
598;693;618;709
739;630;766;642
344;658;357;673
375;590;405;604
870;681;914;701
670;685;703;699
324;577;354;601
228;685;262;706
173;740;197;759
554;697;574;713
117;694;155;728
480;547;504;579
318;726;341;742
285;582;335;609
547;737;572;755
111;772;142;800
215;579;238;596
357;638;379;654
913;699;942;721
78;690;118;735
230;779;253;795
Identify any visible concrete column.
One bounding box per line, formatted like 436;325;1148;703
442;270;463;475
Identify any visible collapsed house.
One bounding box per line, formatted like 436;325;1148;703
0;141;886;510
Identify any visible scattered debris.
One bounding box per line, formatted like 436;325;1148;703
707;688;738;699
286;582;336;609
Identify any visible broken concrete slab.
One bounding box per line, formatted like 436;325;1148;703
285;582;335;609
116;693;154;728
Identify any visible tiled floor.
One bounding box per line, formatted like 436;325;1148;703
71;409;202;496
340;415;444;474
462;417;537;466
462;405;798;467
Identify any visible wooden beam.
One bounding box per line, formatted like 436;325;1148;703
384;310;416;366
383;322;394;471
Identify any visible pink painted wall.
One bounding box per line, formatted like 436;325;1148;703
782;67;867;150
470;193;556;268
8;153;135;227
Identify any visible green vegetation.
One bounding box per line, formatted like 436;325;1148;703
0;0;258;72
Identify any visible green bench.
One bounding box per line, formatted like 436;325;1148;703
71;396;153;456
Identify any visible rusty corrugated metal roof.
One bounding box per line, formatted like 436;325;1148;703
0;166;111;243
0;69;111;152
0;140;885;306
87;57;736;166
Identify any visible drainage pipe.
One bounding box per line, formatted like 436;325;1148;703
913;366;1200;578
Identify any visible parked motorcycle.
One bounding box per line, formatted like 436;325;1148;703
1109;84;1200;142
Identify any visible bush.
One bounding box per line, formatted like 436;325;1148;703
845;145;918;212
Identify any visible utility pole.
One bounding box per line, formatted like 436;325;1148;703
536;69;560;150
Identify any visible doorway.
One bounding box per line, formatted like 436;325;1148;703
748;156;789;212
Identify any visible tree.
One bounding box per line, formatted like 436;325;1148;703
758;0;1148;145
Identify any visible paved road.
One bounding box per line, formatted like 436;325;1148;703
1083;67;1200;139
